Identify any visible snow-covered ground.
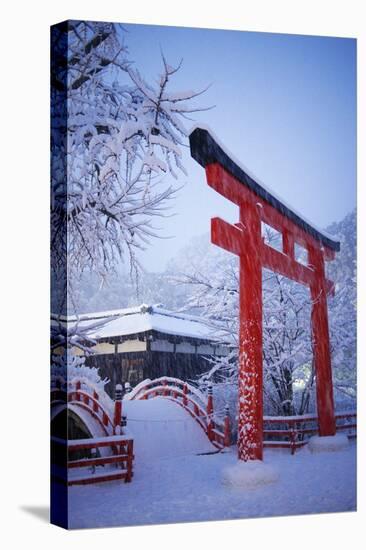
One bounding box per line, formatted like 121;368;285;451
68;397;356;529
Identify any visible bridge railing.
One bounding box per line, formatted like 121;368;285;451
125;376;207;406
51;434;134;485
263;410;357;454
68;383;115;434
51;379;121;436
125;376;231;449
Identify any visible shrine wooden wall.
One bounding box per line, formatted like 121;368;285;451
85;350;211;398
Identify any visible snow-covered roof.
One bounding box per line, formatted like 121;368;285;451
51;304;222;342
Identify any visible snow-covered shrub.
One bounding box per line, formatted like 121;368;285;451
51;351;113;412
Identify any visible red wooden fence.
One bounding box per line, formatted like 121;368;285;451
52;434;134;485
51;380;133;485
263;410;356;454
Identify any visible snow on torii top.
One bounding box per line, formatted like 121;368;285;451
189;125;340;253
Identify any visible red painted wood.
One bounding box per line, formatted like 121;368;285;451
238;201;263;461
206;163;244;206
262;411;356;453
282;229;295;259
336;423;357;430
68;454;130;469
102;411;109;427
183;383;188;406
206;391;214;442
68;472;128;486
93;391;99;413
206;163;331;253
261;241;313;286
75;380;81;401
204;160;338;460
308;245;336;436
211;197;264;460
126;440;134;482
224;414;231;447
68;391;112;432
263;441;306;450
113;399;122;433
211;217;246;256
68;439;130;451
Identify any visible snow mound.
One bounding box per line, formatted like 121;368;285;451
222;460;279;489
308;434;349;453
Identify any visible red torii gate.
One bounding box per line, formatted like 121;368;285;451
189;127;340;462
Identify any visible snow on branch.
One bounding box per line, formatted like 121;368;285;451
51;21;209;316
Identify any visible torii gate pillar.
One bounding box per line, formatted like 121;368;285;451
190;127;339;462
309;246;336;436
237;202;263;461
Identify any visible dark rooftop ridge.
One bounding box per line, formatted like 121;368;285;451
189;127;340;253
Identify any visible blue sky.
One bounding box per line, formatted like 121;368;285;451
121;24;356;272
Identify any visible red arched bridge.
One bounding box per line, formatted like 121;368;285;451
51;376;356;486
51;376;230;486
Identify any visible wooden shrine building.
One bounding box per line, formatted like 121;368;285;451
52;304;230;398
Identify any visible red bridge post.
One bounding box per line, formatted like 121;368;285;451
206;384;214;442
183;383;188;406
224;404;231;447
114;384;123;435
75;380;81;401
93;390;99;413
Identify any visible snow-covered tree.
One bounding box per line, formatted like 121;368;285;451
326;210;357;407
51;20;207;316
50;20;208;376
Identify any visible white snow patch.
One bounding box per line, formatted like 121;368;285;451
123;397;216;462
68;443;356;528
308;434;349;453
52;304;224;342
222;460;279;489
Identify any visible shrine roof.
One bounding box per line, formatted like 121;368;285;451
51;304;227;343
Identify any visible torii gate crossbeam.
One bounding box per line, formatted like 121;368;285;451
189;127;340;462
